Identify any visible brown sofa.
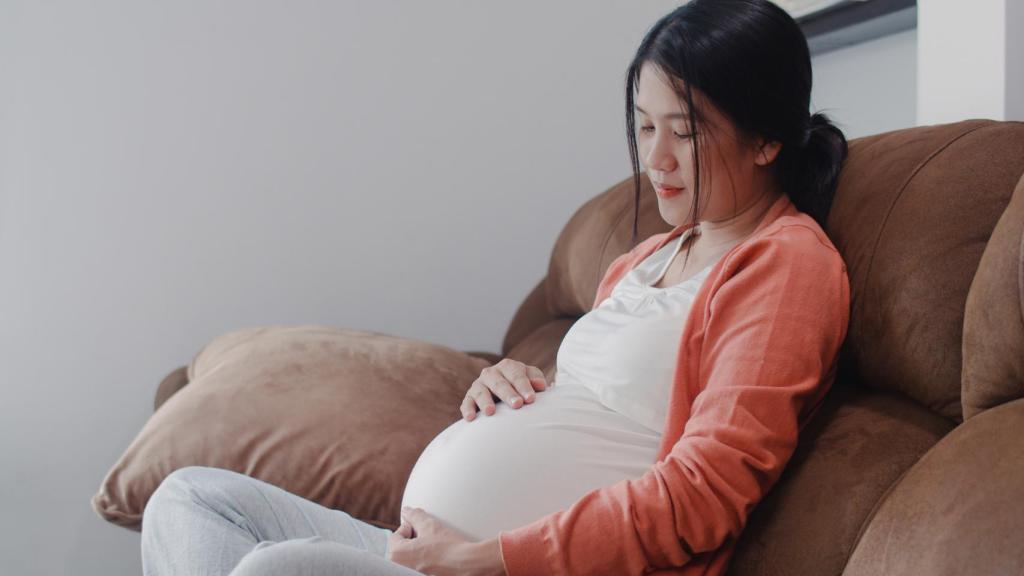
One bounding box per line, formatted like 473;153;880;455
96;118;1024;575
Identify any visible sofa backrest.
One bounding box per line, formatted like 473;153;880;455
501;119;1024;424
827;119;1024;423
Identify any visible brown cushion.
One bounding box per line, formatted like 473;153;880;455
842;397;1024;576
826;119;1024;423
726;380;954;576
91;324;491;532
962;172;1024;421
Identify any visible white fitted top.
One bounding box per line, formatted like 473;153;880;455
400;227;719;541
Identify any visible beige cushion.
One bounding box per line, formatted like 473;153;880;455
91;324;490;532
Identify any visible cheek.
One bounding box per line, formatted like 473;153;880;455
636;141;651;166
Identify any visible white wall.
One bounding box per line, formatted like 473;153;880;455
0;2;682;575
810;27;918;139
918;0;1024;124
0;2;922;575
1008;0;1024;120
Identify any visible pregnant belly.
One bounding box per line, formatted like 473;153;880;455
399;382;661;541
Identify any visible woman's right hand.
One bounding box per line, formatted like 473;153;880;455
461;358;549;421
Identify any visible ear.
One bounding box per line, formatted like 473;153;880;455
753;137;782;166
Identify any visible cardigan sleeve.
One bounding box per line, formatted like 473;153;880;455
498;226;851;576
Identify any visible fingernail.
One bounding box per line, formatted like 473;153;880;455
510;397;521;406
525;393;534;400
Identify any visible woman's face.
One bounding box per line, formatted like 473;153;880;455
634;61;780;227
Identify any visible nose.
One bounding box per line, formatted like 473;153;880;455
644;131;677;174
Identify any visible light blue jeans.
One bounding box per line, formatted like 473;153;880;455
141;465;427;576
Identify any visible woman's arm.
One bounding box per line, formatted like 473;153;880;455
498;227;851;575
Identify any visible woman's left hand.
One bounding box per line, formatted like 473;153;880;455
386;506;506;576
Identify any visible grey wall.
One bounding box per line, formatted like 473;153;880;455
0;2;917;575
0;2;680;575
1009;0;1024;120
811;27;918;139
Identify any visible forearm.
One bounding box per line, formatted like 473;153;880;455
465;536;506;576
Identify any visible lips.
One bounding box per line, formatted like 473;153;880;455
655;185;684;199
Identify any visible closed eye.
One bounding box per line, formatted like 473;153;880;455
639;126;693;139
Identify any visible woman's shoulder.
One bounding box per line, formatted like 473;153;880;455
740;211;844;263
712;211;849;296
706;211;851;329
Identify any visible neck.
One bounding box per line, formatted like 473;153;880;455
693;187;782;249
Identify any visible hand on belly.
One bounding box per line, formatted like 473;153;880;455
401;383;661;542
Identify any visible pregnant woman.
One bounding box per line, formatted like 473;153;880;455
141;1;851;574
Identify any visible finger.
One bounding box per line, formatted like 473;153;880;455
466;381;493;417
501;362;540;403
508;369;539;404
402;507;428;533
469;384;497;416
460;394;477;421
485;374;525;409
398;512;419;539
384;531;401;561
525;366;548;395
494;363;533;408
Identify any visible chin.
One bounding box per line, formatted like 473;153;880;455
657;206;685;227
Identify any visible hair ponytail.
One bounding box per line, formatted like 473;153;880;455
778;111;849;228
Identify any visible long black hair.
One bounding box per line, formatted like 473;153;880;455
624;0;848;253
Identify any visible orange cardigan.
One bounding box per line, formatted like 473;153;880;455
497;192;851;575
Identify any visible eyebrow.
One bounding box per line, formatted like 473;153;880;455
634;104;688;119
